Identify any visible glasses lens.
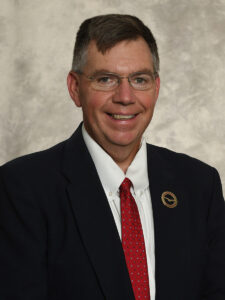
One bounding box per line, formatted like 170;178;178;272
92;73;118;90
130;73;154;90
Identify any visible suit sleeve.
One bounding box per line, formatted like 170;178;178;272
0;166;48;300
202;168;225;299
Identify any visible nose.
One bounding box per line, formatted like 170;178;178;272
112;78;135;105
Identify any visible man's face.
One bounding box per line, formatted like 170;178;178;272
68;38;160;153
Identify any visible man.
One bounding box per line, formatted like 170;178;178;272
0;14;225;300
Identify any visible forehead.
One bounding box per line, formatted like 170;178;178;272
83;38;154;74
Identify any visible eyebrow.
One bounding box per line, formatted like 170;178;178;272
89;68;154;77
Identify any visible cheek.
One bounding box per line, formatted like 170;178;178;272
80;89;112;112
140;95;156;110
79;94;102;122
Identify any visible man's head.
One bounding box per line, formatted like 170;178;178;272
72;14;159;75
67;14;160;169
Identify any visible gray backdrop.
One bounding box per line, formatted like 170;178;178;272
1;0;225;190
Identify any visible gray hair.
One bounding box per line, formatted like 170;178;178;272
71;14;160;74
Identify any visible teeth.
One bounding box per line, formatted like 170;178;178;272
111;114;135;120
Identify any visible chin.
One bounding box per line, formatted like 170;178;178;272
106;134;141;148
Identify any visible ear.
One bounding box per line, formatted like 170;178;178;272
154;75;160;102
67;71;82;107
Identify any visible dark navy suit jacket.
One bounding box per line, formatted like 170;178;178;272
0;124;225;299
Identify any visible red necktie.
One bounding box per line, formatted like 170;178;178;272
120;178;150;300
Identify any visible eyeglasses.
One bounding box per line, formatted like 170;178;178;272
78;71;158;91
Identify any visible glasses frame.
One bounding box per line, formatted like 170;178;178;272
77;70;158;91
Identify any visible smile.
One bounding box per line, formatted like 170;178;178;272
108;114;136;120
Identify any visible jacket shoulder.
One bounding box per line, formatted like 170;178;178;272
147;143;216;175
0;140;66;179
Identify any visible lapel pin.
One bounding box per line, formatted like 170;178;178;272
161;191;178;208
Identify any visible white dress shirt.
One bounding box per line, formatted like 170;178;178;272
82;125;156;300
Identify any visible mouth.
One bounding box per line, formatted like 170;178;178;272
107;113;137;120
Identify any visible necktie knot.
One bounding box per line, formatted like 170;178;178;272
120;177;132;192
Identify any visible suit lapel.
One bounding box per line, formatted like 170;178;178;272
62;125;135;300
147;145;190;300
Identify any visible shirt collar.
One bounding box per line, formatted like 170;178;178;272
82;124;149;197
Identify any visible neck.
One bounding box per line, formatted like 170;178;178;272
100;141;140;174
83;124;141;173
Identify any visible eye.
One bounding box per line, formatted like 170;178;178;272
95;74;117;86
132;74;150;85
97;76;111;83
134;77;147;84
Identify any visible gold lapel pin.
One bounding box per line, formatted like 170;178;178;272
161;191;178;208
